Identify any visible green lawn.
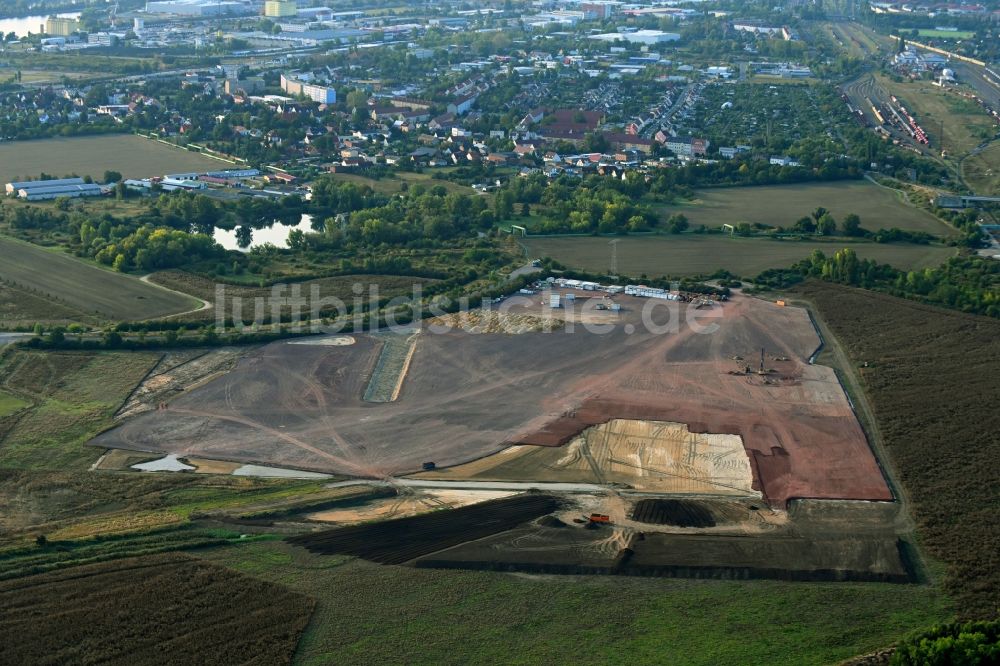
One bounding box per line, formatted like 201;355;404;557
201;540;950;666
524;235;955;278
916;29;975;39
654;181;955;237
322;171;475;196
0;350;161;470
0;390;28;417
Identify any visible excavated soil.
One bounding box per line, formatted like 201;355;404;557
90;294;889;507
413;418;758;496
631;499;717;527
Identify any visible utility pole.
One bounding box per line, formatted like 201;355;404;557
609;238;619;277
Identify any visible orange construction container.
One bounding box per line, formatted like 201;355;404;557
589;513;611;523
776;300;786;307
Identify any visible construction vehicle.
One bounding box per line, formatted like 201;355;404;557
756;348;770;375
692;296;714;309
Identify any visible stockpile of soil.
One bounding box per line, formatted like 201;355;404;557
288;494;560;564
537;515;566;528
428;310;548;334
631;499;716;527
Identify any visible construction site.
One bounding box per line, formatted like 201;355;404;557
90;289;907;581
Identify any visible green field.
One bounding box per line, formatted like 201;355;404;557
0;235;197;321
655;181;955;236
0;350;162;470
324;170;475;196
0;390;28;417
0;554;314;665
200;540;948;666
0;134;228;185
525;235;955;278
962;141;1000;196
916;29;975;39
0;280;98;329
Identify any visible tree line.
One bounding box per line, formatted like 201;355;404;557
755;249;1000;317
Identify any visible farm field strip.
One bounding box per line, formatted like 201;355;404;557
0;554;314;666
795;282;1000;619
0;235;196;320
0;134;227;185
524;235;954;278
653;181;954;236
200;538;950;665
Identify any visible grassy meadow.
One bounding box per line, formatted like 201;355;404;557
0;134;227;184
524;235;955;278
200;539;949;666
655;181;955;236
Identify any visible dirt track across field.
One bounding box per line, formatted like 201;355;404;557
90;294;890;507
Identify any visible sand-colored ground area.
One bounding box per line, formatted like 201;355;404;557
288;336;356;346
91;294;890;507
93;448;160;471
428;292;623;332
415;419;759;496
428;310;549;334
307;489;516;524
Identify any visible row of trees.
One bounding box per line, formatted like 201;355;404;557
756;250;1000;317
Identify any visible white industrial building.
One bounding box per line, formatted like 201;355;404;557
7;177;84;195
204;168;261;178
590;30;680;45
624;285;682;300
144;0;254;16
8;177;104;200
159;178;206;191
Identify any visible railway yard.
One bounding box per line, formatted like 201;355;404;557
841;39;1000;196
842;75;934;153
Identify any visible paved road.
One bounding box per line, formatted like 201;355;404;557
326;477;759;499
326;478;607;493
0;333;30;345
508;262;542;281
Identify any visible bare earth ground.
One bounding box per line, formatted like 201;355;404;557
415;419;760;496
90;294;890;507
